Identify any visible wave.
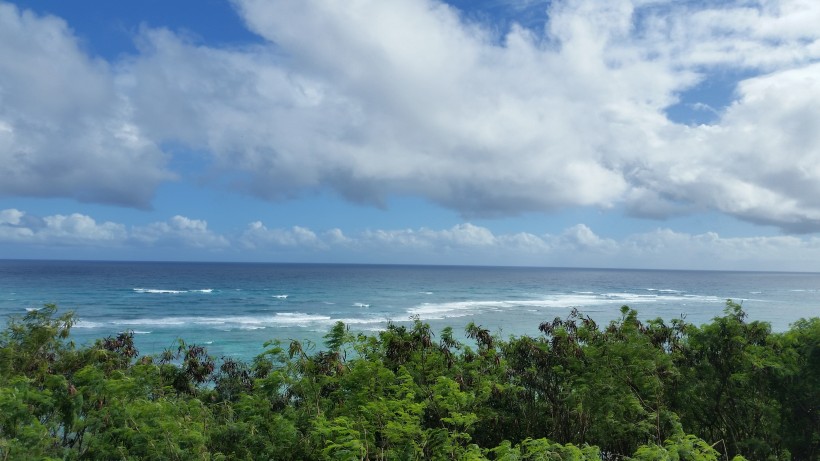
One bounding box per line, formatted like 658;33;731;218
334;316;387;325
407;292;723;320
75;312;336;330
74;320;104;328
134;288;185;294
408;300;508;320
644;288;682;292
133;288;213;294
69;290;724;334
273;294;289;299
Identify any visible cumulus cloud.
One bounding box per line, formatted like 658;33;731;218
619;228;820;270
131;215;229;248
0;209;125;245
639;0;820;70
0;3;172;207
5;208;820;269
231;220;820;270
557;224;618;252
121;0;820;230
0;209;233;249
361;223;499;250
240;221;326;249
3;0;820;231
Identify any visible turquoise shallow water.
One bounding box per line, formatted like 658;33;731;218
1;260;818;361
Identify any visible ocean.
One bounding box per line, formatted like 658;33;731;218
1;260;818;361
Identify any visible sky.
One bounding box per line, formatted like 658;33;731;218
1;0;820;271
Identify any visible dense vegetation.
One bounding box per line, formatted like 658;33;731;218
0;301;817;460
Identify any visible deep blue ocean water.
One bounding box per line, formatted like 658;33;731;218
1;260;818;361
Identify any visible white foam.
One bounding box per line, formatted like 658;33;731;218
133;288;213;294
334;317;386;325
132;330;152;334
646;288;684;293
273;294;288;299
272;312;333;325
133;288;185;294
83;312;336;331
74;320;103;328
113;318;187;326
408;300;505;319
406;291;724;321
66;289;728;336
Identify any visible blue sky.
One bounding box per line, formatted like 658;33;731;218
2;0;820;270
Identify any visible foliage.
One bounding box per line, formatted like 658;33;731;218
0;301;817;460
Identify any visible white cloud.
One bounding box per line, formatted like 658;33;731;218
0;4;172;207
41;214;126;242
0;209;125;245
0;208;23;225
619;228;820;270
357;223;500;253
3;0;820;232
0;210;228;249
624;62;820;231
240;221;326;249
557;224;618;252
126;0;657;212
117;0;820;230
131;215;229;248
640;0;820;70
5;208;820;270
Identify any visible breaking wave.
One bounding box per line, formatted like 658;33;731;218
407;292;722;320
133;288;213;294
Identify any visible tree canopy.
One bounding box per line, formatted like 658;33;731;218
1;301;817;460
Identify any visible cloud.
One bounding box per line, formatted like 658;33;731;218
360;223;499;250
639;0;820;70
0;209;125;245
240;221;326;249
122;0;820;230
0;210;233;249
131;215;230;248
0;208;23;225
4;0;820;232
0;4;172;207
130;0;649;213
619;228;820;270
557;224;617;252
624;63;820;231
231;221;820;270
5;208;820;270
